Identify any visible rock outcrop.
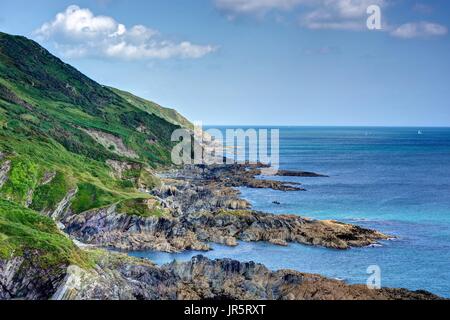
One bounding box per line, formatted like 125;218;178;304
185;211;389;250
0;159;11;189
0;250;68;300
1;249;441;301
80;128;139;159
62;206;389;252
63;206;209;252
49;187;78;221
60;164;390;252
164;164;308;192
106;160;142;179
51;251;441;300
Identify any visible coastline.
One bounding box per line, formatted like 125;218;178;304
0;162;445;300
0;28;448;302
50;250;442;300
62;163;390;252
1;161;444;299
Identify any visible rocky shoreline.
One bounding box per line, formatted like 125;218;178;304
0;163;444;300
0;30;444;301
2;249;441;300
61;164;390;252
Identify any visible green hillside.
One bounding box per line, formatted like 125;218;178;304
0;198;91;268
0;31;190;220
109;87;193;130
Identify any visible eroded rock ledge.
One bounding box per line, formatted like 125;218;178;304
162;164;312;191
1;249;442;300
63;208;389;252
53;252;440;300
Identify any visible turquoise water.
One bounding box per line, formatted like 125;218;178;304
129;127;450;297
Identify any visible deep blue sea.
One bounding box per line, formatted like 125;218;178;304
129;127;450;297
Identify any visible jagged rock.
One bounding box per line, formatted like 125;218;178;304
1;249;442;300
48;187;78;220
0;251;67;300
62;202;388;252
63;206;210;252
40;171;56;185
58;164;390;252
269;238;288;246
106;160;141;179
25;188;34;208
0;159;11;189
164;164;309;192
80;128;138;159
50;251;442;301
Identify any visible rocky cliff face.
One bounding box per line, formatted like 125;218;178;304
0;250;67;300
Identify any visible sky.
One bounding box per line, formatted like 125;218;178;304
0;0;449;126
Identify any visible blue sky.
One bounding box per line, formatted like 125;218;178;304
0;0;449;126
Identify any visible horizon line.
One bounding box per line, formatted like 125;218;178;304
202;124;450;128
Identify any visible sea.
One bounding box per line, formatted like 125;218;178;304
129;127;450;298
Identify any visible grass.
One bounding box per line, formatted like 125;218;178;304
30;171;70;212
0;31;196;266
0;134;154;215
0;50;180;174
71;183;123;214
87;248;154;268
139;170;162;190
0;199;92;269
0;157;40;205
109;87;193;130
0;32;184;169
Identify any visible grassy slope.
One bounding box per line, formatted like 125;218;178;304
0;32;192;266
0;199;91;268
0;32;181;166
0;32;192;211
109;87;194;130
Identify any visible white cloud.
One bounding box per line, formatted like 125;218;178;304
215;0;448;39
215;0;387;31
391;21;448;39
299;1;386;31
34;5;217;60
302;0;386;30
